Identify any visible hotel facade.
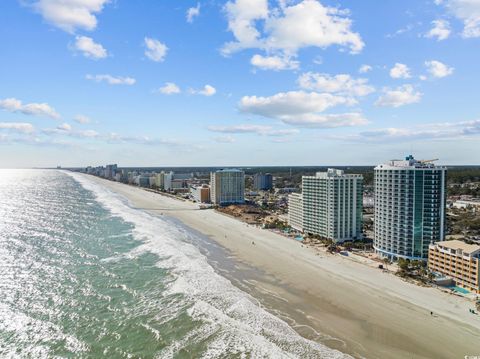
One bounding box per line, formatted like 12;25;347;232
288;169;363;242
428;240;480;293
374;155;447;260
210;169;245;206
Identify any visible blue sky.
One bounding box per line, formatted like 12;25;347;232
1;0;480;167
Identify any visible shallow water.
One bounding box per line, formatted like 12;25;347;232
0;169;348;358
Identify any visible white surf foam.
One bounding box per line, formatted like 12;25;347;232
68;172;352;359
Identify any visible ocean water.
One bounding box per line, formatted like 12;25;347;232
0;169;348;358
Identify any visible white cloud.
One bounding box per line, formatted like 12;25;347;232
375;85;422;107
239;90;366;128
250;54;299;70
425;60;454;78
297;72;375;97
0;97;60;119
73;36;107;59
31;0;109;33
78;130;99;138
358;64;372;73
144;37;168;62
337;119;480;142
191;84;216;96
222;0;364;61
86;74;136;85
57;123;72;131
208;124;299;136
240;91;352;119
74;114;91;124
389;63;411;79
0;122;35;134
426;20;451;40
439;0;480;38
157;82;181;95
187;3;201;23
214;135;236;143
280;112;368;128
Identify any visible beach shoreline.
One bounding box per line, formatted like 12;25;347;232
82;174;480;359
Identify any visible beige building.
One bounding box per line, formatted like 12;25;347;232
288;192;303;231
191;185;210;203
428;240;480;293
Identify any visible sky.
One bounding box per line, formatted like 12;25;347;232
1;0;480;167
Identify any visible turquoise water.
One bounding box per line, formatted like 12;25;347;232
0;170;347;358
448;286;470;294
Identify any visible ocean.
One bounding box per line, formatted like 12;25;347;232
0;169;348;358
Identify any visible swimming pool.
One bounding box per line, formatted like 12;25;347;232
448;286;470;294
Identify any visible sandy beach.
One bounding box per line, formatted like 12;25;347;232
85;175;480;359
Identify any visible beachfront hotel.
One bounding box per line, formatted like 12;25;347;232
428;240;480;293
288;192;303;232
374;155;447;260
288;169;363;242
210;169;245;206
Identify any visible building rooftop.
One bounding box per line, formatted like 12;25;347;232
435;240;480;255
375;155;446;170
304;168;362;179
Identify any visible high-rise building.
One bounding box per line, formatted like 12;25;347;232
253;173;273;190
288;192;303;231
210;169;245;206
374;155;447;260
288;168;363;242
105;164;117;179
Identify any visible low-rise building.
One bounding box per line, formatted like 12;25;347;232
428;240;480;293
191;185;210;203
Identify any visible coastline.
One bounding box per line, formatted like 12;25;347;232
82;174;480;359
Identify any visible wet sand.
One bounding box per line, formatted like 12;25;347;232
85;175;480;359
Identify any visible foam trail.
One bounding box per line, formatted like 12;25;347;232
68;172;351;359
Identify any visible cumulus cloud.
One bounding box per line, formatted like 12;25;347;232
191;84;216;96
157;82;181;95
375;85;422;108
187;3;201;23
389;63;411;79
425;60;454;78
358;64;372;73
74;114;91;124
250;54;299;70
297;72;375;97
0;97;60;119
239;90;367;128
0;122;35;134
86;74;136;85
31;0;110;33
438;0;480;38
240;91;353;118
426;19;451;40
208;124;299;136
73;36;107;59
144;37;168;62
222;0;364;67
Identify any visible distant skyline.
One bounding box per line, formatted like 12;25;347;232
1;0;480;167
